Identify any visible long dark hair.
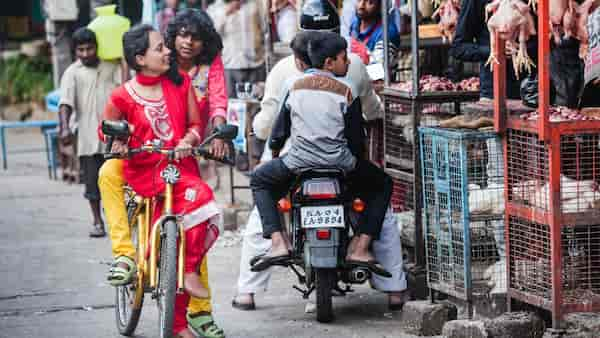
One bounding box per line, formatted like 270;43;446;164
165;9;223;67
123;24;183;85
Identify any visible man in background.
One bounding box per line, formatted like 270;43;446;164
58;28;121;237
208;0;267;97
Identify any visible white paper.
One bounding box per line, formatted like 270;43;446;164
366;63;385;81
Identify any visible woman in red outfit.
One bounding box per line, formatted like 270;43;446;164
101;24;218;338
166;9;229;188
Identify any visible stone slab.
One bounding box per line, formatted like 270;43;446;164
399;300;458;336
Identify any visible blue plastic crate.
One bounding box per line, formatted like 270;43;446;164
419;127;505;302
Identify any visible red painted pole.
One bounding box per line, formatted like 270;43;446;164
548;130;563;329
538;0;551;140
493;36;507;133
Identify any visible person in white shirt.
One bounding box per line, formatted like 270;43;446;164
232;0;408;312
207;0;268;97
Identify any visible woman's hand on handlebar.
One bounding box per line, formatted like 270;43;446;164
111;139;129;156
209;138;230;160
175;138;193;160
209;117;230;160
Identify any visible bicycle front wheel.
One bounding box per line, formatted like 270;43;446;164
115;202;144;336
157;219;178;338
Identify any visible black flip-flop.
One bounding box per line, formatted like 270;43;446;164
232;298;256;311
250;250;292;267
250;253;266;267
250;254;291;272
345;259;392;278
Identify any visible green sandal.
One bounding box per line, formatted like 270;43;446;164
187;312;225;338
107;256;137;286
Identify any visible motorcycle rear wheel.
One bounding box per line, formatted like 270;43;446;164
315;268;335;323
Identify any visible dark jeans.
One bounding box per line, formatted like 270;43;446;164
79;154;105;201
250;158;392;240
224;64;267;99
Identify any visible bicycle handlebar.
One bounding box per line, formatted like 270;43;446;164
103;141;235;166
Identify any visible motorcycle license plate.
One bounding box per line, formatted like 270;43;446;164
301;205;344;228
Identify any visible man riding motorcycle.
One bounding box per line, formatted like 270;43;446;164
232;0;408;312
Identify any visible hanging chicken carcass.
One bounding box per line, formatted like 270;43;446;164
433;0;462;43
485;0;537;78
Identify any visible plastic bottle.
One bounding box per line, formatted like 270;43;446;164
88;5;130;60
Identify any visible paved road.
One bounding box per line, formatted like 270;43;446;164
0;130;432;338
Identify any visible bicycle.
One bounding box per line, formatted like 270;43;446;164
101;120;237;338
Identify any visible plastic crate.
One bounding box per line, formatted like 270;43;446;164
419;127;504;302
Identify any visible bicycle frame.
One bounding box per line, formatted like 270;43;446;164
124;147;190;302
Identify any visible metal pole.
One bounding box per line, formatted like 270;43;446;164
264;0;274;73
382;0;390;86
410;0;424;268
410;0;420;98
538;0;551;140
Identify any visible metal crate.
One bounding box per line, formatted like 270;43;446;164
508;216;600;314
419;127;504;306
382;89;479;268
504;119;600;325
383;95;459;173
507;128;600;218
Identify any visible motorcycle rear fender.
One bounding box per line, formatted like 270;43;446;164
305;228;341;268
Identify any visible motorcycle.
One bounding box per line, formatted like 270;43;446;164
274;168;380;323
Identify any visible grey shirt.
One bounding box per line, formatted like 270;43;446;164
271;70;358;174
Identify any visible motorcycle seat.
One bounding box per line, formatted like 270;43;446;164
296;167;345;179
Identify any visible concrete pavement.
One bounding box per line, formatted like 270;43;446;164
0;129;438;338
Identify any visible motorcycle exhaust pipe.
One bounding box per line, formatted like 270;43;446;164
350;267;370;283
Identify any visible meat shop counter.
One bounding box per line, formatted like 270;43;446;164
382;86;480;102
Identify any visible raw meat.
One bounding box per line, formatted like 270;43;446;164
433;0;462;43
519;106;600;121
390;75;479;92
456;77;481;91
486;0;537;78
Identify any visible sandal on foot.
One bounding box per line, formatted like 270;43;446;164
231;298;255;311
187;312;225;338
107;256;137;286
345;259;392;278
250;253;291;272
89;224;106;238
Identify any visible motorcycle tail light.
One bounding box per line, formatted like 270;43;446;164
352;198;366;213
304;181;337;199
277;198;291;213
316;229;331;240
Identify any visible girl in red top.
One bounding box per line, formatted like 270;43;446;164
166;9;229;162
101;24;218;338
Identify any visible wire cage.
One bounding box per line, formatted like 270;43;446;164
506;127;600;221
419;127;504;306
504;121;600;322
383;93;464;173
508;216;600;313
382;90;479;267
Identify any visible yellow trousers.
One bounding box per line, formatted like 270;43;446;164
98;159;211;313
